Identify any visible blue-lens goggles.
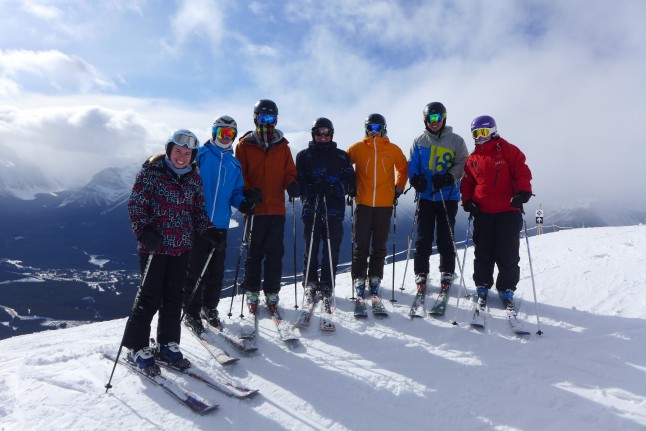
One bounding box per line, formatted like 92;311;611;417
426;113;444;124
256;114;277;125
366;123;384;133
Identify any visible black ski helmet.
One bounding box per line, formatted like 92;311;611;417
364;113;387;136
253;99;278;125
423;102;447;132
311;117;334;140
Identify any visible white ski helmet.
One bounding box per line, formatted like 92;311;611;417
212;115;238;149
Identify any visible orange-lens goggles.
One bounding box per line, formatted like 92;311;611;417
215;127;237;141
471;128;494;139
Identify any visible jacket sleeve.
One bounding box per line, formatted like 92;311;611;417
234;140;251;190
449;136;469;181
407;141;422;180
340;151;356;196
284;146;298;189
394;146;409;190
231;169;245;209
127;168;153;239
460;159;475;203
508;144;532;194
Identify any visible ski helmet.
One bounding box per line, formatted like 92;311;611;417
253;99;278;125
311;117;334;140
470;115;498;143
165;129;199;163
423;102;447;130
364;113;387;136
212;115;238;149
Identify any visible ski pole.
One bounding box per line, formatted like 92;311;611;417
399;195;420;292
322;195;337;310
181;246;216;322
302;198;319;308
227;215;250;318
348;196;356;301
522;213;543;335
390;199;397;303
292;198;299;309
238;215;255;319
451;216;472;326
105;252;154;393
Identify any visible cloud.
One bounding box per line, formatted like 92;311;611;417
0;49;115;94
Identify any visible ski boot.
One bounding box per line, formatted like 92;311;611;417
304;281;317;305
415;273;427;295
476;286;489;310
265;293;279;313
368;276;381;296
440;272;454;292
499;289;515;311
246;291;259;314
184;313;205;335
319;283;333;299
354;277;366;299
155;342;191;370
128;347;161;376
201;306;221;328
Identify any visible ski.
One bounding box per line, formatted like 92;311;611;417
429;285;451;316
319;296;336;332
239;309;258;340
265;302;299;342
500;294;530;335
470;303;486;328
295;295;318;328
408;283;427;318
103;353;218;415
353;297;368;318
371;295;388;317
191;330;239;365
156;359;259;399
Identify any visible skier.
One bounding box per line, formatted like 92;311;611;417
235;99;299;312
125;129;222;374
182;116;256;335
347;113;408;299
460;115;533;309
296;117;355;302
408;102;468;293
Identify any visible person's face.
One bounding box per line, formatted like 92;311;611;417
426;120;443;133
313;127;332;143
169;145;193;168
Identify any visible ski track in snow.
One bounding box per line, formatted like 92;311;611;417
0;226;645;430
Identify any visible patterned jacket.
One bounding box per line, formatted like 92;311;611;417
408;126;469;201
460;137;532;213
128;154;212;255
296;141;355;220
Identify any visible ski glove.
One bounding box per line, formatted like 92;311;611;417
393;186;404;205
286;181;300;201
203;227;226;252
510;191;532;208
432;173;454;190
138;225;163;252
462;200;479;216
410;175;427;193
238;199;255;215
243;188;263;204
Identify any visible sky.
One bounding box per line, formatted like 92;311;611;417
1;225;645;430
0;0;645;209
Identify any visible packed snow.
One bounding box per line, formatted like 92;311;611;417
1;225;645;430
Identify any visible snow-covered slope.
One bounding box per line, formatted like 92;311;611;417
1;226;645;430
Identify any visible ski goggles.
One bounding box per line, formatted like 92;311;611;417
213;126;237;141
256;113;277;125
170;131;199;149
366;123;384;133
426;113;444;124
471;127;496;139
312;127;332;137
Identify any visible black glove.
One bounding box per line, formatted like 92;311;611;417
286;181;300;201
463;200;479;216
238;199;255;215
410;175;427;193
243;188;263;204
138;225;162;252
394;186;403;200
203;227;226;252
432;173;453;190
510;191;532;208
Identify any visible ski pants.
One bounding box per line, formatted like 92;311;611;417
242;215;285;295
352;204;393;280
413;199;458;276
302;214;343;288
123;252;189;352
183;231;227;316
471;211;522;292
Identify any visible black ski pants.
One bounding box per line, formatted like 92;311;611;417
302;214;343;288
183;231;227;316
471;211;523;292
413;199;458;276
123;252;189;352
242;215;285;295
352;204;392;280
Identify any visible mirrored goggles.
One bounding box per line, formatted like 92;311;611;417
366;123;384;133
256;114;277;125
312;127;332;137
471;127;496;139
171;132;199;149
214;126;237;141
426;113;444;124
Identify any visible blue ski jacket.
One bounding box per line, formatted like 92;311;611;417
195;140;245;229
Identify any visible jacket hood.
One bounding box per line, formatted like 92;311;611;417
307;140;338;150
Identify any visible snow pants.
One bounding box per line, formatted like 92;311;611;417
413;199;458;276
302;214;343;288
123;252;189;352
352;204;393;280
471;211;522;292
242;215;285;295
183;231;227;315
